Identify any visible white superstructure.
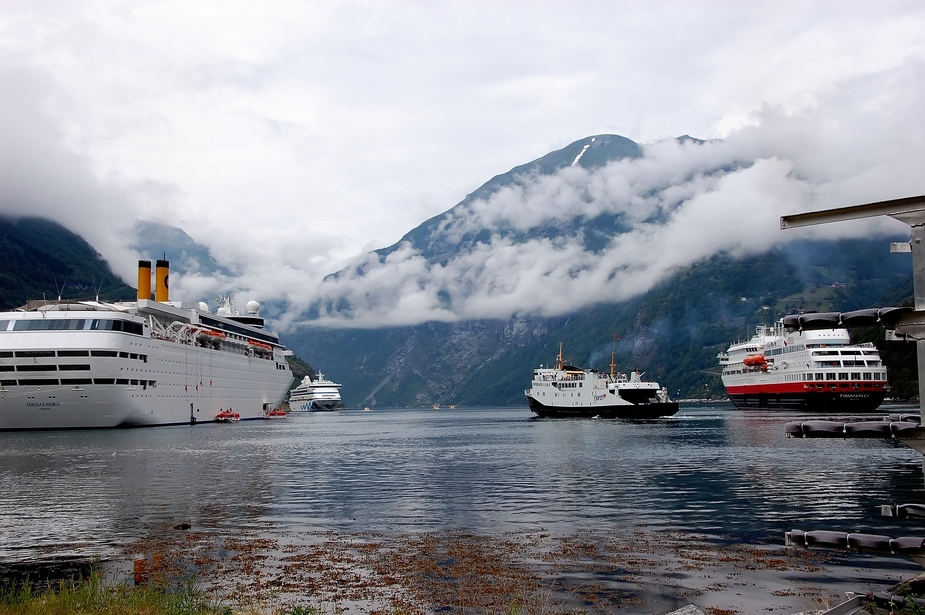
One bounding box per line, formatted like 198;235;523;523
524;342;678;418
288;372;344;411
0;260;293;430
718;315;888;411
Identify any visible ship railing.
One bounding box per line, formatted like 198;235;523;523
148;315;193;345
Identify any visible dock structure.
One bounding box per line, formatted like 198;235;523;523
780;198;925;449
780;195;925;423
780;196;925;614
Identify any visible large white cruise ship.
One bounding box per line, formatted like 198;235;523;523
0;260;293;430
288;372;345;411
717;308;905;412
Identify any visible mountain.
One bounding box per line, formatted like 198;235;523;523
373;134;644;265
328;135;646;287
288;236;914;406
289;133;917;406
131;220;230;277
0;217;135;310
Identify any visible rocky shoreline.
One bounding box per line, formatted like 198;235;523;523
96;526;896;614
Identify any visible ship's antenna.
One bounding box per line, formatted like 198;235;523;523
95;278;104;302
556;342;565;370
53;276;66;301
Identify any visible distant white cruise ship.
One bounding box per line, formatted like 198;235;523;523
0;260;293;430
288;372;345;411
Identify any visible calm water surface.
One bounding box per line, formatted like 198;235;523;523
2;404;924;562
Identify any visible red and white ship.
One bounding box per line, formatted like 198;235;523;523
717;309;903;412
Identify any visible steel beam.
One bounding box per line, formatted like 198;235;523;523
780;195;925;229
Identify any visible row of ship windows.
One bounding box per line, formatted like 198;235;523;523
0;320;278;352
0;364;92;372
762;346;878;357
0;350;147;361
0;319;144;335
814;360;881;367
764;345;805;355
534;381;582;388
1;378;157;386
801;372;885;381
725;370;886;380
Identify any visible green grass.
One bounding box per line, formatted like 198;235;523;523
0;566;582;615
0;574;227;615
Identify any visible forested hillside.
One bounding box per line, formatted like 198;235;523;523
0;217;135;310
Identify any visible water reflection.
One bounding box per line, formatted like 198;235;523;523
1;405;922;562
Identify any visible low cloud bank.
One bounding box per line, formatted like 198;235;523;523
0;62;922;328
297;66;922;328
0;69;142;282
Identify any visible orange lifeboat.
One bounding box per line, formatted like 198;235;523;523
248;340;273;351
743;354;767;367
215;410;240;422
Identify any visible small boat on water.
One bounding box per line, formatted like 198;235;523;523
264;408;286;419
525;342;678;419
215;410;240;422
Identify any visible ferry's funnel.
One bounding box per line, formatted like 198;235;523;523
155;259;169;302
137;260;152;301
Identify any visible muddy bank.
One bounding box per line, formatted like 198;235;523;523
119;527;910;614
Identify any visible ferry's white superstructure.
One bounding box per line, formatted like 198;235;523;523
718;311;892;411
524;343;678;419
288;372;344;411
0;260;293;430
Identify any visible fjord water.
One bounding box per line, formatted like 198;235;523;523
2;404;924;562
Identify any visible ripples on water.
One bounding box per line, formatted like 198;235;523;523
1;404;924;562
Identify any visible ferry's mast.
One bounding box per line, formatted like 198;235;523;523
610;334;618;378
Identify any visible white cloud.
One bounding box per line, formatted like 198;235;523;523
302;76;919;326
0;1;923;326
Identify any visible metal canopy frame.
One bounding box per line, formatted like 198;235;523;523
783;198;925;611
780;195;925;229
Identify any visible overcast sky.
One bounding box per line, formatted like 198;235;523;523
1;1;924;326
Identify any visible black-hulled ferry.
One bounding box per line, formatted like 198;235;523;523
525;343;678;419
